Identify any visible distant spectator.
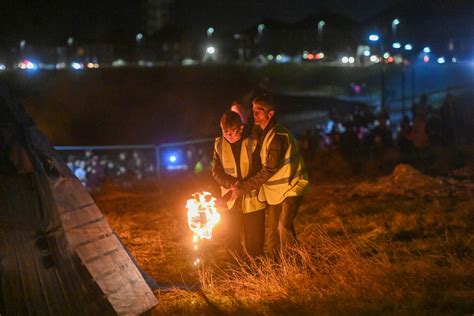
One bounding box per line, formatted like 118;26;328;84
411;112;429;148
411;93;430;120
367;115;392;149
366;114;394;173
341;121;361;174
66;155;75;173
426;109;442;145
87;155;105;190
439;91;456;144
397;116;414;163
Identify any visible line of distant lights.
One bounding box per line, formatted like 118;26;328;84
3;42;464;72
302;51;325;60
18;60;38;70
341;56;355;64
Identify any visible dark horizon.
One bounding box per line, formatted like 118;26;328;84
1;0;398;46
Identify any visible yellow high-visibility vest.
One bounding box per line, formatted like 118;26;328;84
214;136;266;213
259;124;309;205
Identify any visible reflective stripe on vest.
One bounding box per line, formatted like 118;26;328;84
259;124;309;205
214;137;265;212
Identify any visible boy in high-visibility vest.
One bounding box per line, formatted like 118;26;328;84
211;111;266;258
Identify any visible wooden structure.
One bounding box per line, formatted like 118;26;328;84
0;84;158;315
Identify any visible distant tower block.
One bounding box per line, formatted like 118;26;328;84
144;0;173;36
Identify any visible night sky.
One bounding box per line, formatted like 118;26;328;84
1;0;397;45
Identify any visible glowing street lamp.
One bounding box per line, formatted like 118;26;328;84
257;24;265;35
368;33;386;111
318;20;325;45
136;33;143;43
369;34;380;42
423;46;431;53
206;46;215;55
392;42;401;49
207;27;214;37
392;18;400;35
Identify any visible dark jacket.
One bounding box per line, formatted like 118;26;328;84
239;119;288;194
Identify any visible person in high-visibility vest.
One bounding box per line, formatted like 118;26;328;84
229;95;309;258
211;111;266;258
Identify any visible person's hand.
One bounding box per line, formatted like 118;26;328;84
229;184;242;201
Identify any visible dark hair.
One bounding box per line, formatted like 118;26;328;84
230;100;242;107
252;94;276;112
220;110;242;129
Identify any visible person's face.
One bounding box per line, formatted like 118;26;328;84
221;123;244;143
253;103;274;129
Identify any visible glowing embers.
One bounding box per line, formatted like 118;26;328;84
187;192;221;242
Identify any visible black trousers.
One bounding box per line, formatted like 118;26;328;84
221;204;265;259
265;196;303;258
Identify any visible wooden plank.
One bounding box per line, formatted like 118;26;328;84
51;177;158;313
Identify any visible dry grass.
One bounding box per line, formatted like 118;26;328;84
93;173;474;315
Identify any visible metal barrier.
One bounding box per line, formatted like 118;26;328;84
155;138;215;174
54;137;215;174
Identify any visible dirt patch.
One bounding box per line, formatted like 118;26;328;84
351;164;471;197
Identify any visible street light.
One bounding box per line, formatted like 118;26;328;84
369;33;386;111
206;46;215;54
257;24;265;35
318;20;325;46
207;27;214;37
392;18;400;36
369;34;380;42
136;33;144;64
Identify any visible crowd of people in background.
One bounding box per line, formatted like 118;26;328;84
63;91;469;190
297;91;470;175
65;150;154;189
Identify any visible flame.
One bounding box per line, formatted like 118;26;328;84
186;192;221;242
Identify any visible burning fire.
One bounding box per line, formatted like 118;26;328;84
186;192;221;244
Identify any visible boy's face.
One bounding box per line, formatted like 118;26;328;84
221;123;244;143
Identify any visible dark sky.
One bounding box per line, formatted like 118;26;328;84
0;0;397;45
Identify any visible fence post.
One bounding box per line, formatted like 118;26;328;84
155;145;161;176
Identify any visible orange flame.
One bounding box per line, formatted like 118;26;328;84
186;192;221;243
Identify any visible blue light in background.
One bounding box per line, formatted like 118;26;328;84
369;34;380;42
163;149;188;171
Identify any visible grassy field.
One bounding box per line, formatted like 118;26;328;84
94;165;473;315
